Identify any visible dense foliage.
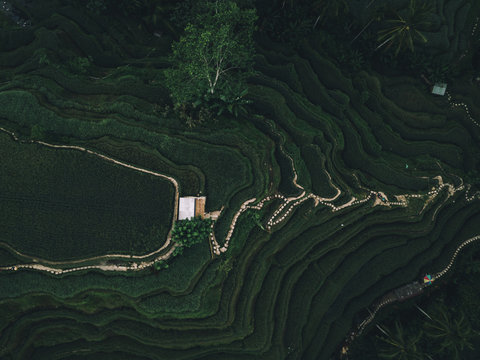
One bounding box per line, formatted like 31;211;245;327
164;0;256;123
171;216;214;247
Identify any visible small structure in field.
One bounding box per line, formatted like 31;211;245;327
431;82;447;96
178;196;206;220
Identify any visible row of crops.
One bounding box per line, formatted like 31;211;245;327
1;1;480;359
0;131;175;260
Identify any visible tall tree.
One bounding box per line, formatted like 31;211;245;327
164;0;256;118
377;0;431;56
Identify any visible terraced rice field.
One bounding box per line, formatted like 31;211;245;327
1;0;480;359
0;131;175;260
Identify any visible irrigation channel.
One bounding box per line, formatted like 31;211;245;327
340;233;480;359
1;124;479;278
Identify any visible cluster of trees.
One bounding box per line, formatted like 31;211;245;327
163;0;439;125
152;216;213;271
164;0;256;125
171;216;214;247
77;0;468;124
77;0;475;109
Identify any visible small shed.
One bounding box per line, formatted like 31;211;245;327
178;196;206;220
432;82;447;96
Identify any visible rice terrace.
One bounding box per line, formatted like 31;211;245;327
1;0;480;359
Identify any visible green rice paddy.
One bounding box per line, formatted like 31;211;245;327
1;0;480;359
0;132;175;260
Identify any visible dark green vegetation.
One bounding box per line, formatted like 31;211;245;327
0;0;480;359
165;0;256;123
377;0;432;55
350;245;480;360
0;132;175;260
172;217;214;247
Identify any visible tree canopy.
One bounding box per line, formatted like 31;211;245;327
171;216;214;248
164;0;257;119
377;0;432;56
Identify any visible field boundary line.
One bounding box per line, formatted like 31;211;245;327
0;126;181;272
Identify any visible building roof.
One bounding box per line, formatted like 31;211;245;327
432;83;447;96
195;197;206;217
178;197;196;220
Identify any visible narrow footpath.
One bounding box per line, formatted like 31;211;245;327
1;124;479;275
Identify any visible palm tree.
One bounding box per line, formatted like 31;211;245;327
376;321;424;360
424;305;476;360
377;0;432;56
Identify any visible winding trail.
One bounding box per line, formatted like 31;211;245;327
210;119;479;255
432;234;480;280
442;16;480;129
446;90;480;129
1;120;479;273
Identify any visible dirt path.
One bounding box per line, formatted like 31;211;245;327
0;244;180;274
1;124;479;273
0;127;179;273
210;121;478;256
210;119;479;256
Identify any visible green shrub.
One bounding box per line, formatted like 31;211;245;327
153;260;169;271
172;216;213;248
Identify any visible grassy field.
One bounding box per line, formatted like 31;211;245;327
0;0;479;359
0;132;175;260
